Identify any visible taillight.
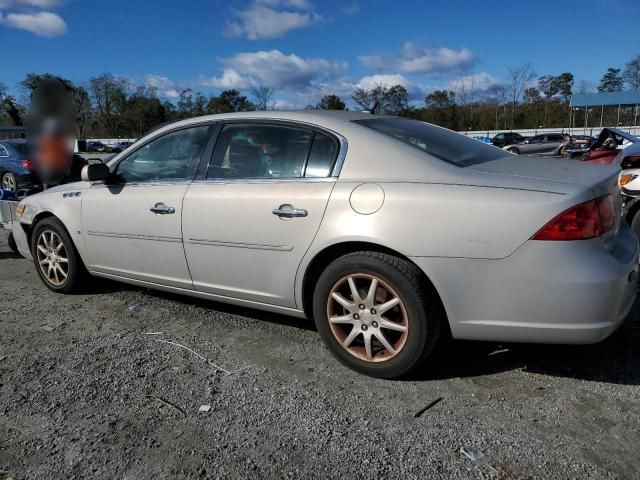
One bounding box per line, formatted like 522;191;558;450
532;195;614;241
21;159;33;170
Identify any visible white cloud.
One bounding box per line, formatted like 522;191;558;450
225;0;322;39
0;0;63;7
1;10;66;36
145;74;181;98
256;0;314;10
0;0;67;37
360;43;474;75
356;74;411;90
203;50;346;90
447;72;499;93
202;68;255;90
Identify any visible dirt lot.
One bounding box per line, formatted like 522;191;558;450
1;230;639;479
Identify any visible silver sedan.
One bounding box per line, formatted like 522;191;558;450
11;111;639;378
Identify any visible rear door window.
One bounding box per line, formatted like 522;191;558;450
207;123;313;179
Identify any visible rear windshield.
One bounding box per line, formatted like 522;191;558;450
353;117;507;167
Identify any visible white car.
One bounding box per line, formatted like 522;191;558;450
11;111;638;378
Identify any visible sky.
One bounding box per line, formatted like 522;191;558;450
1;0;639;108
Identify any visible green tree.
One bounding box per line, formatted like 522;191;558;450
315;94;346;110
598;68;624;92
207;89;254;113
89;73;131;137
352;84;408;115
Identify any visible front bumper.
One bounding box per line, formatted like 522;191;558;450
12;221;31;260
412;223;638;344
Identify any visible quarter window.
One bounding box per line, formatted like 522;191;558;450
116;125;211;183
207;124;313;179
305;132;338;177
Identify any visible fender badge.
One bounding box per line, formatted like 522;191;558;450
62;192;82;198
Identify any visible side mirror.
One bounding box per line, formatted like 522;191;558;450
524;140;530;144
81;163;109;182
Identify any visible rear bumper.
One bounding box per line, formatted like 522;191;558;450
411;224;638;344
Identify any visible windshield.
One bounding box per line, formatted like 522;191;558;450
353;117;507;167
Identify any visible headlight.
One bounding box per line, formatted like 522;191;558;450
15;203;26;218
619;174;638;187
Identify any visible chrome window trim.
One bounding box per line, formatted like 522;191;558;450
109;121;216;172
191;177;336;185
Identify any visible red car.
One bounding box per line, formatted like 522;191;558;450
570;128;639;164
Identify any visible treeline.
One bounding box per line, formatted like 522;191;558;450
0;54;638;137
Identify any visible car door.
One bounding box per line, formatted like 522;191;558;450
182;121;341;308
521;135;545;154
543;134;566;155
81;123;214;289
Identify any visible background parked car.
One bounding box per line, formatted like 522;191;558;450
491;132;527;148
570;128;638;164
109;141;134;153
86;141;108;153
0;140;40;196
503;133;571;156
0;139;88;195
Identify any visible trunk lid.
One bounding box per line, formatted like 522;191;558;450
469;155;621;248
467;155;619;190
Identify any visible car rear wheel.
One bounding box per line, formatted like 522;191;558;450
313;251;442;379
1;173;17;192
31;218;83;293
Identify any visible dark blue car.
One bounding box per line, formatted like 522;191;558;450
0;140;40;195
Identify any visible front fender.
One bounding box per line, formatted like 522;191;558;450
16;182;90;263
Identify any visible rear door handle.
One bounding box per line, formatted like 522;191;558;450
150;204;175;215
272;206;308;218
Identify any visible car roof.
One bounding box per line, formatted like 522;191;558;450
163;110;376;131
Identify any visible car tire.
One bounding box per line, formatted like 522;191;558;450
30;217;84;293
507;148;519;155
312;251;442;379
630;211;640;238
1;172;17;192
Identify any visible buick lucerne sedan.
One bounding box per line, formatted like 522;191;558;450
11;111;639;378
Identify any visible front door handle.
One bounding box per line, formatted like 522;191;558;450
150;203;175;215
272;205;308;218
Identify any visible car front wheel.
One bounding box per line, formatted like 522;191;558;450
313;251;442;379
31;218;82;293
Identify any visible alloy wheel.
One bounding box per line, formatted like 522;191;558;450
2;174;16;192
36;230;69;286
327;273;409;362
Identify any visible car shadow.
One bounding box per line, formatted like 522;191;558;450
78;276;640;385
414;317;640;386
0;250;21;260
85;276;317;332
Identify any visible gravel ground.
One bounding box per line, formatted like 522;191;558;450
1;230;639;480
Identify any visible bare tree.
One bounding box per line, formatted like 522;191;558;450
251;85;276;111
624;55;640;91
507;64;536;129
487;84;508;130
